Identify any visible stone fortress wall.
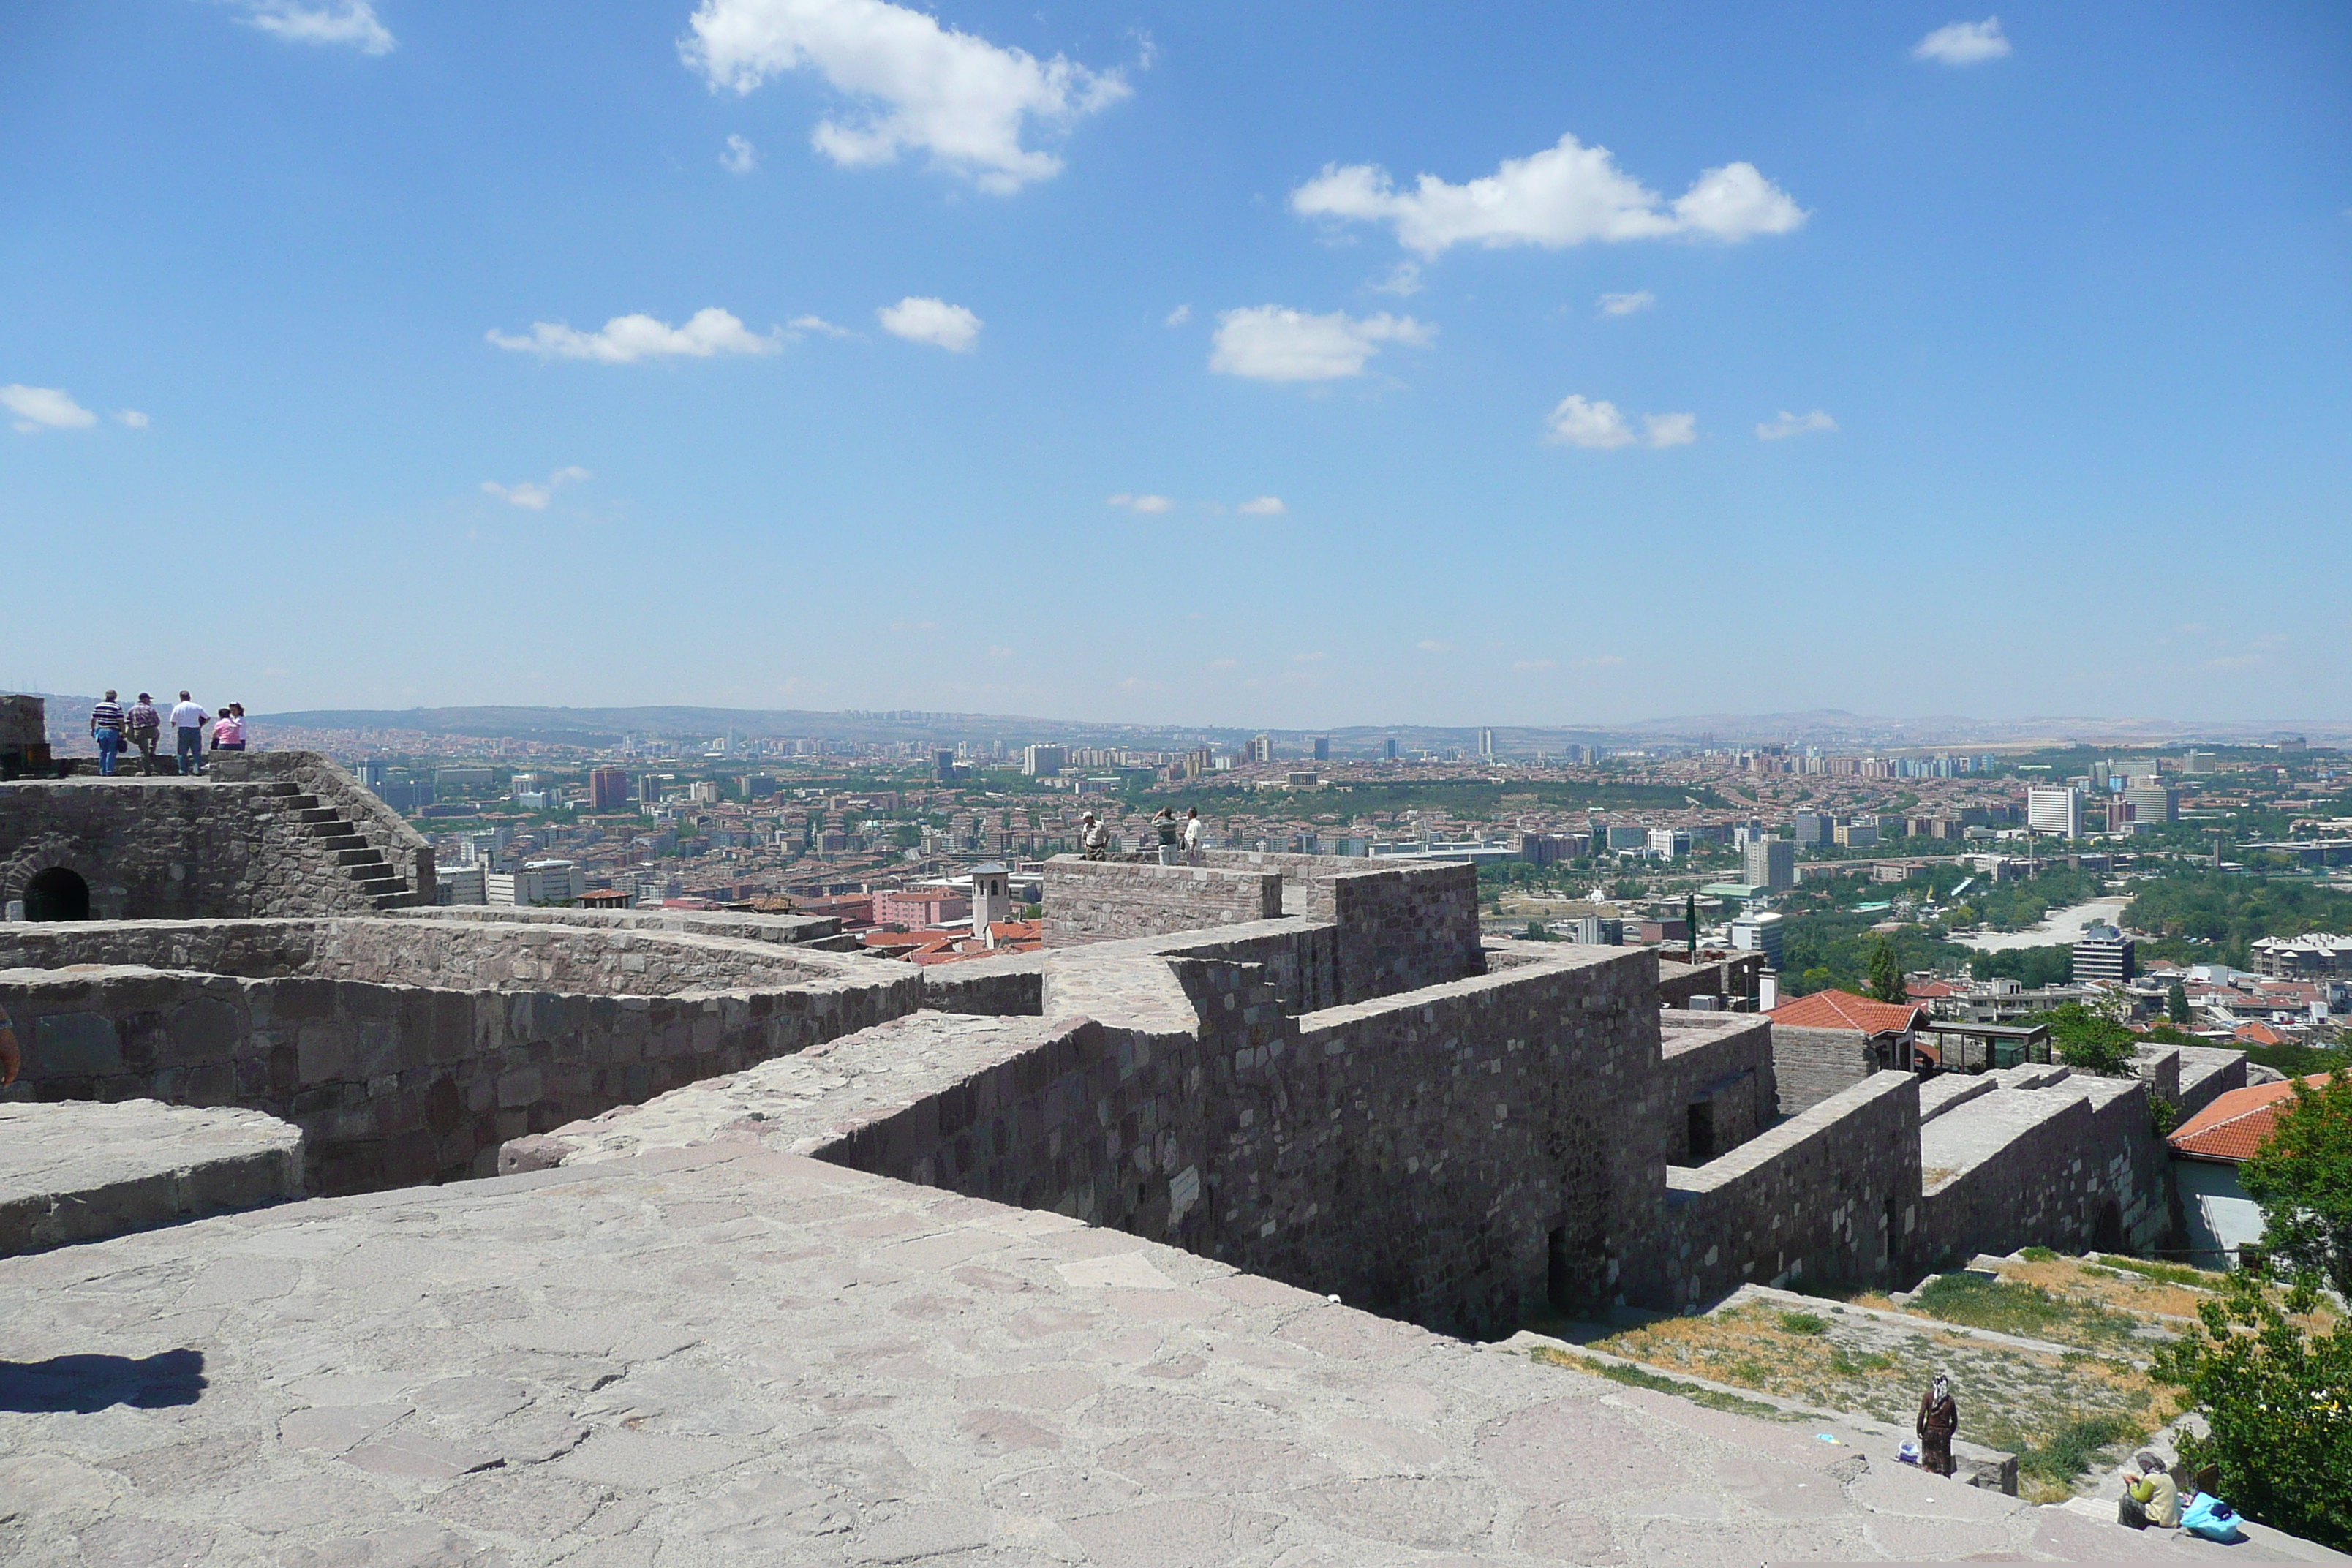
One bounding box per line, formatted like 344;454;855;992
0;764;2230;1339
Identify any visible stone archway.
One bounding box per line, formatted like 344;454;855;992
4;840;111;920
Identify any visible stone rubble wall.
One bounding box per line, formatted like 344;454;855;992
0;779;386;920
1769;1025;1885;1115
1659;1072;1925;1309
1324;860;1485;1003
1915;1070;2172;1266
1041;856;1281;946
209;750;435;903
0;916;845;998
2173;1045;2248;1120
396;903;843;948
0;954;920;1194
1656;1012;1778;1164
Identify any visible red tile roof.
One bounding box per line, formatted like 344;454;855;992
1768;988;1929;1035
2233;1023;2290;1047
1907;980;1962;999
2169;1073;2341;1163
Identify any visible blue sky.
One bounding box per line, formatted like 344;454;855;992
3;1;2347;728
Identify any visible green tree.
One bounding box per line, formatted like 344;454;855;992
2150;1272;2352;1551
1866;938;1906;1005
2239;1068;2352;1302
2041;1002;2138;1077
2168;979;2193;1024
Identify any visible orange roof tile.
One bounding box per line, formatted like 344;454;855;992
2169;1072;2341;1163
1768;988;1928;1035
2233;1023;2290;1047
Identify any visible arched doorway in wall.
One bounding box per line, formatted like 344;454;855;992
24;867;91;921
2092;1199;2124;1254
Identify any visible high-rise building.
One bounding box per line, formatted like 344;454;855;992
1247;734;1273;764
1793;813;1834;846
360;758;391;791
1312;736;1330;761
1729;911;1784;969
1020;745;1068;777
2073;921;2135;982
589;766;630;810
2027;786;2083;839
934;748;957;785
2121;783;2179;824
1382;737;1398;761
1478;727;1496;758
1743;837;1795;891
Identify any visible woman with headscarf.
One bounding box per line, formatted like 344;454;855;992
2119;1450;2181;1529
1916;1373;1959;1477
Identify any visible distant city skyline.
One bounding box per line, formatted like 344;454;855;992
6;4;2347;723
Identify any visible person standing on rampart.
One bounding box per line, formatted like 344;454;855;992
169;691;209;775
89;690;126;776
1153;807;1179;864
126;693;162;775
1182;807;1203;862
212;704;246;754
1079;813;1109;860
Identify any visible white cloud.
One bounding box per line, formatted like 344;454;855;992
1106;493;1175;514
1;385;98;433
1544;395;1635;449
786;314;854;339
681;0;1128;193
233;0;394;55
1913;18;2010;64
986;645;1014;658
1208;657;1238;669
1643;412;1697;448
1293;651;1327;663
1209;306;1433;382
1546;395;1692;449
482;465;592;510
1164;304;1191;327
1236;496;1286;516
1756;409;1839;440
1291;133;1805;257
1417;639;1454;654
115;409;150;429
1513;659;1557;673
877;297;981;352
487;308;781;363
1598;290;1656;317
721;133;759;174
1371;261;1423;296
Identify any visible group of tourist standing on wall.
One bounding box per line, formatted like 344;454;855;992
86;691;248;777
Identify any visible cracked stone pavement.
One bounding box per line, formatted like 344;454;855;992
1;1142;2340;1565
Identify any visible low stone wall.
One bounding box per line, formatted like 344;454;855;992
1657;1013;1776;1164
1325;861;1484;1003
0;917;843;998
1;1098;304;1255
1657;954;1765;1009
1041;856;1280;946
1771;1025;1883;1115
0;779;386;921
0;954;920;1194
397;903;842;948
2174;1045;2248;1120
210;750;434;904
1658;1073;1923;1308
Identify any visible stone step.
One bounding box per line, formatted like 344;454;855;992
330;848;383;867
276;794;321;810
288;807;342;826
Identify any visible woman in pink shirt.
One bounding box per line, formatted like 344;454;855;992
211;704;247;753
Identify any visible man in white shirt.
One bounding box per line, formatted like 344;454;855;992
168;691;210;775
1182;807;1203;860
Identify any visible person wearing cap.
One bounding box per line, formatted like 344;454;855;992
88;690;127;775
1915;1372;1959;1477
2119;1450;2181;1529
126;693;163;775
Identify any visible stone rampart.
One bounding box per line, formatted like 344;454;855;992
209;750;435;903
1041;856;1280;946
0;916;848;996
1916;1069;2171;1265
1656;1012;1776;1164
1657;953;1765;1009
1324;860;1484;1002
0;932;919;1193
1658;1072;1923;1308
396;902;842;947
0;778;388;921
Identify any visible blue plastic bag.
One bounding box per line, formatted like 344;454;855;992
2181;1492;2246;1544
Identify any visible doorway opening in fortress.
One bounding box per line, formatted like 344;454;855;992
24;867;90;922
2092;1199;2123;1254
1685;1102;1716;1164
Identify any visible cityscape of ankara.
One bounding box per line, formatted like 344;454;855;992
4;3;2351;1565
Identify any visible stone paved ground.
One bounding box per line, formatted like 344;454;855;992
0;1099;302;1257
5;1142;2344;1565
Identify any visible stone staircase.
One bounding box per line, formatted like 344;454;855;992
252;781;421;910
